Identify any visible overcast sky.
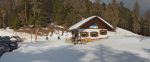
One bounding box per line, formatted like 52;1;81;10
100;0;150;15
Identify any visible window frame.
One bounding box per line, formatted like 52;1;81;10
80;32;89;37
90;32;98;37
100;30;107;35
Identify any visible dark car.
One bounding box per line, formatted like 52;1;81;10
2;36;11;39
10;36;23;42
0;43;8;57
0;36;18;52
0;43;10;53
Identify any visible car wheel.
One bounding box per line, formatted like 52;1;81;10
9;42;18;52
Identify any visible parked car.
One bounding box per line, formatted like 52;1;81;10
0;49;4;57
2;36;11;40
10;36;23;42
0;36;18;52
0;43;10;52
0;44;7;57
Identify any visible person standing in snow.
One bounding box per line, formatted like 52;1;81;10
46;36;48;40
78;36;82;44
58;35;61;40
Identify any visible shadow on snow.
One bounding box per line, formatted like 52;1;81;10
93;45;150;62
1;44;150;62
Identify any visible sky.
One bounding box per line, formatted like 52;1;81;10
100;0;150;15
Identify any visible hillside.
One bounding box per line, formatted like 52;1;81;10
0;28;150;62
0;0;149;36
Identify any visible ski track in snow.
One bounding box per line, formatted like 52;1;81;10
0;28;150;62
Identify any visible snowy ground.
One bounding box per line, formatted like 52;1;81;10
0;28;150;62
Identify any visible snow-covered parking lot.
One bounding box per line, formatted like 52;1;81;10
0;28;150;62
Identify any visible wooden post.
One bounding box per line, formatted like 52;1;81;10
31;30;32;43
35;28;39;42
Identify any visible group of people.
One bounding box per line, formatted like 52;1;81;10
71;35;87;45
46;32;87;45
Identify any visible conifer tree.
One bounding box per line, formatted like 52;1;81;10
143;9;150;35
111;0;120;29
118;1;131;30
105;0;120;29
131;1;141;33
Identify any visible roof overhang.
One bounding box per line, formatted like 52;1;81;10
68;16;114;31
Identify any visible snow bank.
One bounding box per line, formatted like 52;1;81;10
108;28;139;37
0;30;14;36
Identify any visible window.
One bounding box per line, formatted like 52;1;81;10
100;30;107;35
80;32;89;37
90;32;98;37
89;24;98;29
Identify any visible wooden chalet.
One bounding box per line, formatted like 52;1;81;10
68;16;114;42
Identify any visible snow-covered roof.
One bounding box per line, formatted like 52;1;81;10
68;16;113;30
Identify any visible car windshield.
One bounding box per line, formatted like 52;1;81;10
0;37;11;42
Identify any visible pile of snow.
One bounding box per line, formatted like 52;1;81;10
0;30;14;36
0;28;35;42
48;30;72;41
55;25;65;29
